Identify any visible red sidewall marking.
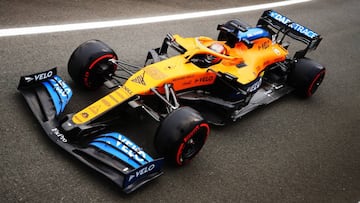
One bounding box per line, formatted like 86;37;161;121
84;54;116;88
307;69;325;97
176;123;210;166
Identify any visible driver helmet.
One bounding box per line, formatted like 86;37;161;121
206;43;226;64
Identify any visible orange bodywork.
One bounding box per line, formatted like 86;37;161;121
72;34;288;125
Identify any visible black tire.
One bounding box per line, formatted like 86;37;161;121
154;107;210;166
68;39;118;89
288;58;326;97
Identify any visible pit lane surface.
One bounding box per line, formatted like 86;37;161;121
1;0;359;202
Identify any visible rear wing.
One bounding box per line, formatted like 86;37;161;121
257;10;322;59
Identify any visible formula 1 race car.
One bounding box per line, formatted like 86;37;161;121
17;10;325;194
203;9;326;123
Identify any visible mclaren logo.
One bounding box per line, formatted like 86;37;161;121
24;76;34;82
131;71;146;86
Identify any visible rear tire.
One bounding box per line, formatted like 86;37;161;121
154;107;210;166
288;58;325;97
68;40;118;89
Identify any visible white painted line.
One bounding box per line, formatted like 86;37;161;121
0;0;311;37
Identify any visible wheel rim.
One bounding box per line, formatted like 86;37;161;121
84;54;117;88
180;138;200;162
177;123;210;165
307;69;325;96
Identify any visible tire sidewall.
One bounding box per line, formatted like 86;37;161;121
154;107;210;166
288;58;325;97
174;123;209;166
68;40;117;89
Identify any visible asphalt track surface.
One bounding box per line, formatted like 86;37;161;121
0;0;359;202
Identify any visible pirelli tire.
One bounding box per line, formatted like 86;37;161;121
154;106;210;166
68;39;118;89
288;58;326;97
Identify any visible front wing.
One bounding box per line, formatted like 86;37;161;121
17;68;164;194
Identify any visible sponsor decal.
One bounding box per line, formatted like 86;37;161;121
131;71;146;86
182;81;192;86
127;163;156;182
246;29;264;38
115;90;126;99
81;112;89;118
172;74;194;82
269;11;318;39
22;69;55;84
195;75;215;84
237;28;270;42
122;85;133;95
35;71;53;81
199;75;214;83
109;94;119;103
89;105;101;114
52;79;72;98
51;128;68;143
247;77;262;93
90;133;154;169
145;66;168;80
101;98;111;107
41;75;72;115
115;134;147;163
258;41;270;50
24;76;34;83
176;123;209;165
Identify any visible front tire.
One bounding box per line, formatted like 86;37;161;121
68;40;118;89
154;107;210;166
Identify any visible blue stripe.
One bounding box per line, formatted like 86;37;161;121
237;27;270;41
42;75;72;116
42;81;62;115
52;75;72;112
90;142;141;168
89;132;153;169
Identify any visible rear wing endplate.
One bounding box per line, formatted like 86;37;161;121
257;10;322;58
